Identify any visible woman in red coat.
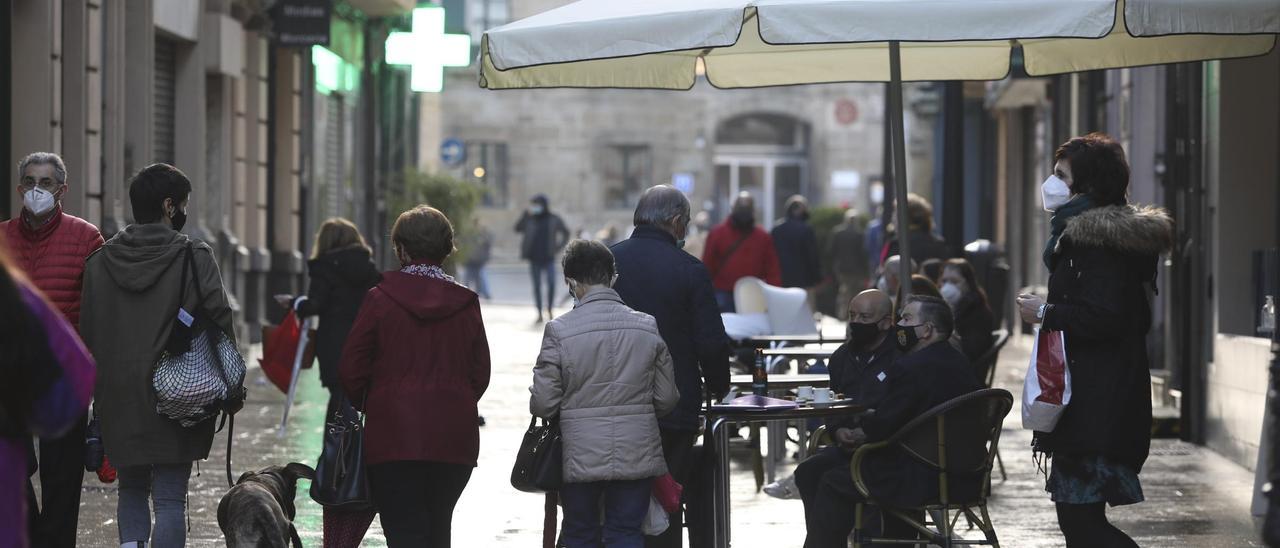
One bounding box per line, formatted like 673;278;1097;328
338;205;491;548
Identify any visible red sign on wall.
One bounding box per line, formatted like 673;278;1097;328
835;99;859;126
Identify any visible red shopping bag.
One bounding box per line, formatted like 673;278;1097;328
259;309;313;393
1021;327;1071;432
653;473;683;513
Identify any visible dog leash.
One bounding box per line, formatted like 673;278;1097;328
222;412;235;487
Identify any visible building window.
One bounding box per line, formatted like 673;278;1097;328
603;144;651;210
466;141;508;208
467;0;510;44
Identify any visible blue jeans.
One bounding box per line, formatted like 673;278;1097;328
117;462;193;547
560;478;652;548
464;264;491;299
530;260;556;312
715;290;736;313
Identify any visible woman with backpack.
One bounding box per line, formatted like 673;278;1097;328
81;164;242;548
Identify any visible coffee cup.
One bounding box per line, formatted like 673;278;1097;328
797;386;815;400
813;389;831;404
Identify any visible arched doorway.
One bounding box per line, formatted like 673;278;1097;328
713;112;810;224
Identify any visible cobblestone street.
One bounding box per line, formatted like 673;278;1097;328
53;297;1262;547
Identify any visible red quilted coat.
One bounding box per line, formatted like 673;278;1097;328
0;205;104;329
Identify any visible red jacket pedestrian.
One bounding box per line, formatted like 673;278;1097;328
702;217;782;292
1;205;104;329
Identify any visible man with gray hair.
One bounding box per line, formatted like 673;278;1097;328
2;151;104;547
611;184;730;548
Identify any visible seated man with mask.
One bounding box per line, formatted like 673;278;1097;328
803;295;982;548
788;290;896;510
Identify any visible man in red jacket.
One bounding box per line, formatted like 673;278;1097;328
702;192;782;312
2;152;104;548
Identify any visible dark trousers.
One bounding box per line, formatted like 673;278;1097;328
714;290;735;313
646;428;697;548
561;478;652;548
800;450;919;548
25;415;87;548
529;260;556;312
368;461;473;548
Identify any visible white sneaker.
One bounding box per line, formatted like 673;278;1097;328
763;474;801;500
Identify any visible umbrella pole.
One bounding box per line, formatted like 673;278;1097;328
888;41;913;303
278;316;311;437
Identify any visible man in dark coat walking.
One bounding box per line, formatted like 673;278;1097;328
771;195;821;291
804;295;981;547
611;185;730;548
515;193;570;322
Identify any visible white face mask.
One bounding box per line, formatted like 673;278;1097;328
23;187;57;216
940;282;962;306
1041;174;1071;212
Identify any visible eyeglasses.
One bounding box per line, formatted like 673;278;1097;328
20;179;60;192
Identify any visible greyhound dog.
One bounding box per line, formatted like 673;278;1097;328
218;462;315;548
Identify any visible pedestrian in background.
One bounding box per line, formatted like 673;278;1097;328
827;208;869;320
0;249;95;548
1016;133;1173;548
1;152;103;548
81;163;240;548
702;192;781;312
883;193;950;266
291;217;381;548
530;239;680;547
771;195;821;293
463;218;494;301
612;185;731;547
940;258;995;365
515;194;570;322
340;205;491;548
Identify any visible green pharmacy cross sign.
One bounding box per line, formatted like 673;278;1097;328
385;5;471;93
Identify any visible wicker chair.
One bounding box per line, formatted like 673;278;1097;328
849;388;1013;547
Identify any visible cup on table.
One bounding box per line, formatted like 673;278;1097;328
813;389;831;404
796;386;815;401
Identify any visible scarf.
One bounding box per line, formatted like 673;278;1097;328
1043;194;1094;270
400;263;458;285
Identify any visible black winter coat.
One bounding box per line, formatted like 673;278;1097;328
296;247;381;388
611;225;731;431
825;335;898;432
771;218;821;288
885;227;950;266
953;295;996;368
860;341;982;507
1037;205;1173;472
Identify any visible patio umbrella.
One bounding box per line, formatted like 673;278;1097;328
479;0;1278;300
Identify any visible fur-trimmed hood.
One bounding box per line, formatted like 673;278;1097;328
1061;204;1174;257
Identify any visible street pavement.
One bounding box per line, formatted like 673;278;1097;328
50;268;1264;546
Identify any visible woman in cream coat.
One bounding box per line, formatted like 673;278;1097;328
531;239;679;548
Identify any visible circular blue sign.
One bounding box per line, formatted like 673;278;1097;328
440;138;466;167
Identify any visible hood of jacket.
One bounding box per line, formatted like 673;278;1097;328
377;269;476;321
92;223;189;293
311;246;380;286
1060;204;1174;257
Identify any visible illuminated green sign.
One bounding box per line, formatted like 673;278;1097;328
312;45;359;95
384;5;470;93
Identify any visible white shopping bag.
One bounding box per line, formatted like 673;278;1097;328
641;494;670;536
1021;327;1072;432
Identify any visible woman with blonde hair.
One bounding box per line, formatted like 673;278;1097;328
294;217;381;547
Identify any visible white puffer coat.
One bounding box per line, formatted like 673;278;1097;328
530;287;680;483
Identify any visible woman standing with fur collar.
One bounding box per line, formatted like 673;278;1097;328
1016;133;1174;547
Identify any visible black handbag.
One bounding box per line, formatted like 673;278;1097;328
511;416;562;493
310;394;373;511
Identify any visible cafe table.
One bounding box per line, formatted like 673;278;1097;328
726;374;834;483
705;400;867;548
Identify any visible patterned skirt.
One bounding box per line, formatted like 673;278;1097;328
1045;453;1144;506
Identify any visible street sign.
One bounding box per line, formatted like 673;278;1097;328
672;173;694;194
441;138;466;167
385;5;471;93
271;0;331;47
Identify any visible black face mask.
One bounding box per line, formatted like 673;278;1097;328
730;210;754;230
894;323;923;352
170;206;187;232
846;321;881;348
